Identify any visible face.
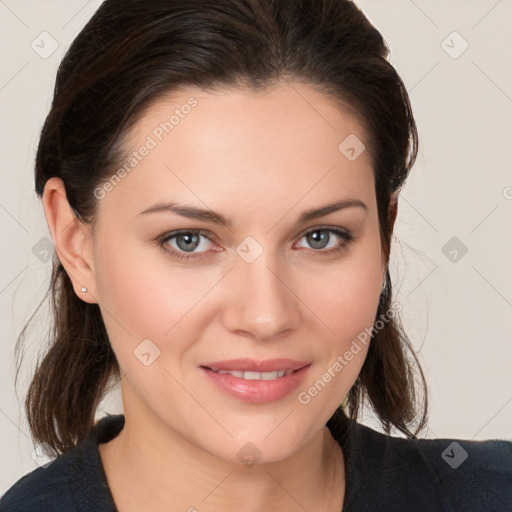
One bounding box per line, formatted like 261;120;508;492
87;81;386;464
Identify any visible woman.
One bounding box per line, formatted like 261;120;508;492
1;0;510;510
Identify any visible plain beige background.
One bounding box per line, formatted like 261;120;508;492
1;0;511;494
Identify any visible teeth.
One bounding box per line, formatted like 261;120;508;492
214;369;294;379
217;370;244;377
244;371;262;380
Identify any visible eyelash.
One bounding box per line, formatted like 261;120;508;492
158;226;355;262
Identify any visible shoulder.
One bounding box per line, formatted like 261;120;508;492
0;414;124;512
408;433;512;510
335;418;512;511
0;449;80;512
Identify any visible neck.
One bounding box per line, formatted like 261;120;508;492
99;406;345;512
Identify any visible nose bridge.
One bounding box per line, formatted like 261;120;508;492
225;244;301;339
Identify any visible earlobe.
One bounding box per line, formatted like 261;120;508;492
42;177;97;304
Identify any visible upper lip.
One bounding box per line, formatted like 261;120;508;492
201;358;311;372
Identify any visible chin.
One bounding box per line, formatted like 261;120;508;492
205;424;315;467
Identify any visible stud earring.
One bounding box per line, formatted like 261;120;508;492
81;287;87;293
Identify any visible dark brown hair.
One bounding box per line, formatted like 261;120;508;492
16;0;428;455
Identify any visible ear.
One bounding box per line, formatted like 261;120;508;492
42;177;97;304
381;192;398;277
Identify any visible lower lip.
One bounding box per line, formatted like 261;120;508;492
200;365;311;404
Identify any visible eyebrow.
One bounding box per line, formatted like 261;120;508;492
138;198;367;228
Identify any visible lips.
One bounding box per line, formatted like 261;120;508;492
199;358;311;403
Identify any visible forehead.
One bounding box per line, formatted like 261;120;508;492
99;81;375;219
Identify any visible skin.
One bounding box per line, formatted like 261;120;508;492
43;81;398;512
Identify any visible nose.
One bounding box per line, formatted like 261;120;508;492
221;252;302;341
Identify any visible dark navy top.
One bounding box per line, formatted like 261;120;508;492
1;413;511;511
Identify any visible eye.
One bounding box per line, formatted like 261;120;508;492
158;230;218;261
294;227;354;255
158;226;355;262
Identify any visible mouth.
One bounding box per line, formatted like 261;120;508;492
200;358;310;373
199;359;311;403
205;368;296;380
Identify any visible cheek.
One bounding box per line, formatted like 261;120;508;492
92;237;181;361
295;253;382;413
93;237;222;371
94;248;163;334
294;233;383;398
299;240;383;336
